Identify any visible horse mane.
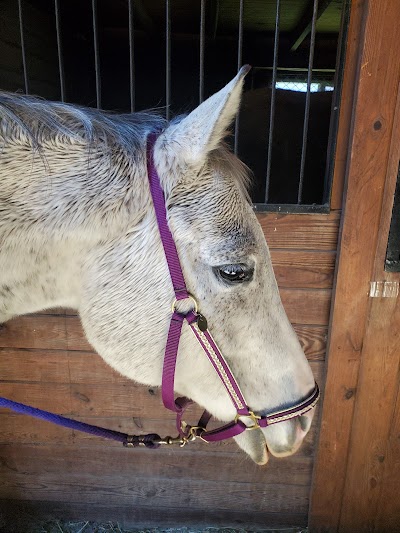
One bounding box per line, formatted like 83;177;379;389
0;92;167;154
0;91;251;195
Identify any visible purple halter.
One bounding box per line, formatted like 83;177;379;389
0;133;319;450
146;133;320;445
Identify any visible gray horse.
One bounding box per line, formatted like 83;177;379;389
0;68;316;464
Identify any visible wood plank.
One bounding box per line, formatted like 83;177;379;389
338;43;400;531
294;325;327;361
271;250;335;289
330;0;367;209
257;211;340;251
0;443;314;486
0;316;68;350
374;376;400;531
339;298;400;530
0;382;159;418
281;288;331;325
0;349;125;383
0;499;308;531
309;1;400;530
0;472;310;513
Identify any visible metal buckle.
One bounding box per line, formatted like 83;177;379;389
235;411;262;431
180;422;208;443
156;436;188;447
154;425;207;448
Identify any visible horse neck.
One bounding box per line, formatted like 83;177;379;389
0;139;152;244
0;139;159;316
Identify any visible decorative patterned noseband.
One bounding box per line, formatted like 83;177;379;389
0;133;319;450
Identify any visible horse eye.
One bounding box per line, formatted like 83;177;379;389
215;264;254;284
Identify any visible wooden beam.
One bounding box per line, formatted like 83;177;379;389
290;0;335;51
330;0;366;209
309;1;400;530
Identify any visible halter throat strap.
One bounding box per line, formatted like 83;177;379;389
146;133;320;443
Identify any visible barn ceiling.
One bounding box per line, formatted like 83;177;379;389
128;0;343;35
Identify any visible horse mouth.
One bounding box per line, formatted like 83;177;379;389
234;414;312;465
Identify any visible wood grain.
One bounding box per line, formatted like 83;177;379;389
0;444;314;485
271;250;335;289
281;288;331;325
339;298;400;530
330;0;367;209
257;211;340;251
309;1;400;530
338;38;400;531
0;473;310;514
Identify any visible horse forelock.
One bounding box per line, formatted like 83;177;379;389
208;143;252;202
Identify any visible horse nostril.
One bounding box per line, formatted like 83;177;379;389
299;414;312;433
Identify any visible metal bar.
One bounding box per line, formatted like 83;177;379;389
265;0;281;203
199;0;206;104
54;0;66;102
17;0;29;94
234;0;244;155
290;0;333;51
92;0;101;109
297;0;318;204
165;0;171;120
128;0;135;112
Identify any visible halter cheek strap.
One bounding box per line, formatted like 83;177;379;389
146;133;320;444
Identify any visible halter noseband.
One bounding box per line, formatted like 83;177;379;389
146;133;320;446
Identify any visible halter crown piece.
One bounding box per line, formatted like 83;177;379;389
0;132;319;450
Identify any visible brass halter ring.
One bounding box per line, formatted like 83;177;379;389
235;411;262;431
171;294;198;314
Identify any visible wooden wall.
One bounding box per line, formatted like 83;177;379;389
0;0;364;528
310;1;400;531
0;211;339;530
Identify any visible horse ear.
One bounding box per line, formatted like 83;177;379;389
159;65;250;165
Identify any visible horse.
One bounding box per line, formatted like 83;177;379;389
0;67;317;465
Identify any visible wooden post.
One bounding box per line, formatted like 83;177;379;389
309;1;400;531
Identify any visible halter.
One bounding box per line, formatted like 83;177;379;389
0;133;319;450
145;133;320;446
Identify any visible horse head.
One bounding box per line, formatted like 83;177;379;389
80;67;317;464
0;68;317;464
